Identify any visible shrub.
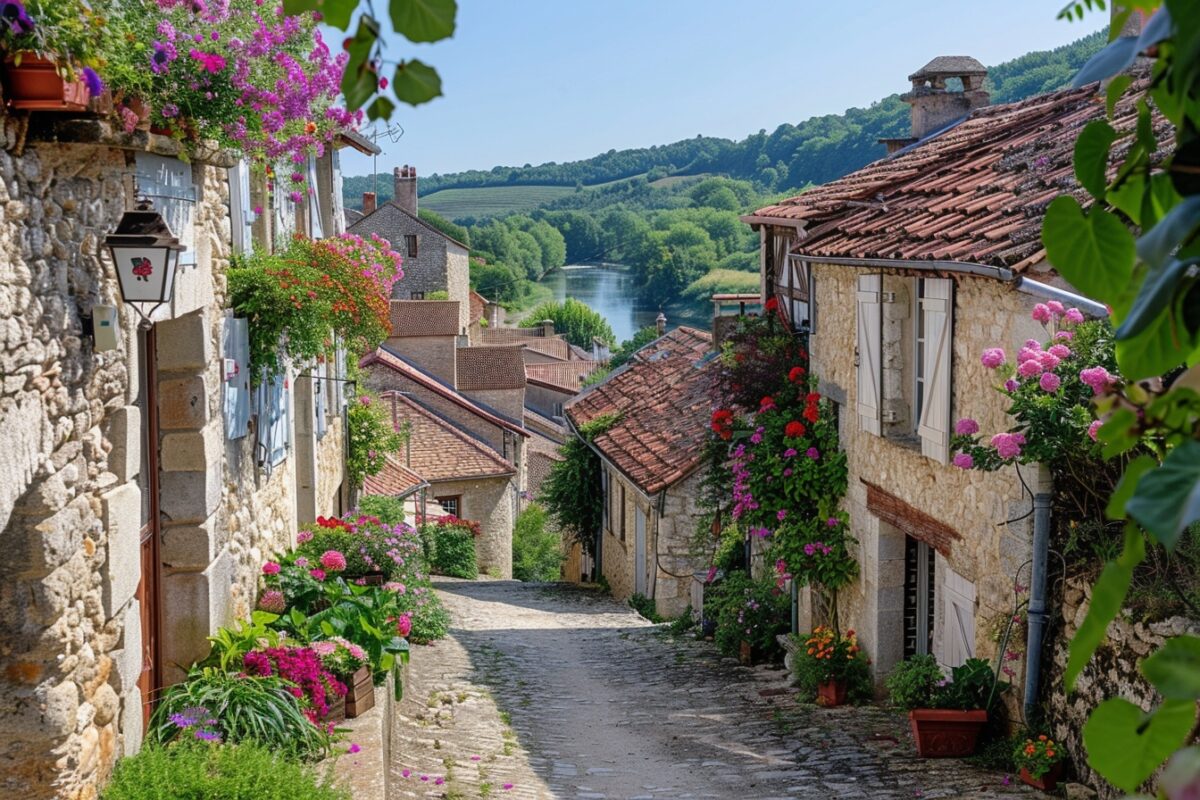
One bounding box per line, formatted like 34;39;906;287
101;741;349;800
512;504;564;582
346;394;405;489
629;593;663;623
791;627;872;704
423;517;479;578
707;571;790;661
356;495;407;526
1013;734;1066;779
886;655;1003;711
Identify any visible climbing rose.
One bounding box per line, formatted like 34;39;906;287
952;453;974;470
1039;372;1061;392
1088;420;1103;441
1032;303;1052;322
320;550;347;572
262;561;281;575
1064;308;1085;325
980;348;1006;369
954;418;979;436
784;421;806;438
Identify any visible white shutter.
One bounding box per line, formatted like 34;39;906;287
856;274;882;435
135;153;196;266
940;566;976;668
917;278;954;464
228;160;254;254
222;316;250;439
314;360;327;439
329;149;346;235
307;156;324;240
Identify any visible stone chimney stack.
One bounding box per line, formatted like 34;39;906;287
540;319;555;339
881;56;989;153
362;191;377;216
393;165;418;215
656;311;667;336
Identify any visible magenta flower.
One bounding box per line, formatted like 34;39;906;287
783;447;797;458
954;418;979;436
402;769;411;778
1064;307;1085;325
1088;420;1102;441
348;743;361;753
777;509;788;521
1024;339;1043;351
296;530;313;543
805;447;820;459
952;453;974;470
980;348;1005;369
1048;344;1071;359
503;785;514;791
262;561;281;575
258;590;285;613
991;432;1026;460
1017;359;1042;379
1038;351;1060;370
1046;300;1065;317
1055;330;1074;341
1004;378;1019;392
310;568;326;581
1080;366;1113;395
826;517;839;528
1031;303;1052;323
320;550;347;572
1039;372;1061;392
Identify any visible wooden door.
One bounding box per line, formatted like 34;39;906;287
135;326;163;727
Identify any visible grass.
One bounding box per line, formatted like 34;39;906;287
421;185;576;220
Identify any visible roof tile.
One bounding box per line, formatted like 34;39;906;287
389;300;460;337
457;346;526;391
383;393;515;481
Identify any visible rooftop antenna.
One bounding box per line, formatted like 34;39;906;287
360;121;406;197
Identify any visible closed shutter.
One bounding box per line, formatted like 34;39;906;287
856;274;882;435
314;360;327;439
917;278;953;464
135;153;196;266
329;149;346;235
941;566;976;668
228;160;254;254
222;316;250;439
334;340;348;411
307;157;324;240
256;370;290;468
601;469;609;533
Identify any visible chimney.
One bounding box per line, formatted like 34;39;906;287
655;311;667;336
362;191;377;216
393;164;418;215
540;319;555;338
882;56;989;152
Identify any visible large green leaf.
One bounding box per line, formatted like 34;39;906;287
1072;36;1141;88
1136;195;1200;269
392;59;442;105
1142;636;1200;700
1075;120;1118;200
1084;697;1197;793
390;0;457;42
340;16;382;112
1106;454;1159;519
1115;257;1200;339
1065;526;1145;691
1126;439;1200;550
281;0;358;29
1043;196;1136;305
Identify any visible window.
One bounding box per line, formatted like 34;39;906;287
903;536;935;658
405;234;418;258
410;291;425;300
553;402;564;417
436;495;461;517
782;254;815;333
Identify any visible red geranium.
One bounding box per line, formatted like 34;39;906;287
788;366;806;383
764;296;779;312
785;421;807;438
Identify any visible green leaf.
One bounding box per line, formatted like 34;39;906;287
1115;257;1200;339
1065;526;1145;691
282;0;357;29
392;59;442;106
1137;195;1200;269
1106;74;1134;117
1099;407;1140;458
1075;121;1119;200
390;0;457;42
1084;697;1197;792
1142;636;1200;700
366;96;396;122
340;16;382;112
1106;454;1159;519
1126;439;1200;550
1043;196;1136;304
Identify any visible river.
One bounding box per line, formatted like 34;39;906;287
536;264;705;344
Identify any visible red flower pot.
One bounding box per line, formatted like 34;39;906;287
3;54;90;111
817;680;847;707
343;666;375;718
908;709;987;757
1019;763;1063;792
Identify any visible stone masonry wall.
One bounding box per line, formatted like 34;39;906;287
427;475;515;578
601;465;636;602
652;471;707;618
382;335;457;387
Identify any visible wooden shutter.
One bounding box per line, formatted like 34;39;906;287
329;149;346;236
135;153;196;266
917;278;953;463
228;160;254;254
856;274;882;435
601;469;609;533
941;566;976;668
222;316;250;439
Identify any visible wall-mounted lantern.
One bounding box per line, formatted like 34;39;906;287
105;200;185;325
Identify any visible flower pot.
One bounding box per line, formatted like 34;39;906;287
343;666;375;718
817;680;847;707
3;54;90;111
323;692;346;724
1019;763;1063;792
908;709;987;757
739;640;753;665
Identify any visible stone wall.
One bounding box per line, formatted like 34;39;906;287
427;475;515;578
446;246;470;334
810;264;1046;686
600;466;636;601
1045;577;1200;798
652;471;707;618
525;383;572;420
382;334;457;387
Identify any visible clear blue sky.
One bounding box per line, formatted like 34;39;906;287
338;0;1106;180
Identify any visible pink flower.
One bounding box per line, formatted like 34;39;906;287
953;453;974;470
360;396;372;406
1017;359;1043;379
320;550;347;572
1080;366;1113;395
1039;372;1061;392
954;418;979;436
1064;308;1085;325
1031;303;1052;323
1046;300;1065;317
348;743;361;753
396;613;413;638
1024;339;1043;351
1048;344;1071;359
805;447;820;459
1088;420;1102;441
402;770;411;778
991;432;1026;460
310;568;326;581
296;530;313;543
980;348;1006;369
262;561;281;575
1038;351;1060;370
1018;347;1040;364
1055;330;1074;341
258;590;285;613
503;784;514;791
777;509;788;521
1004;379;1020;392
826;517;839;528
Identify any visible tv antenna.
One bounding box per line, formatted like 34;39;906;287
362;121;406;195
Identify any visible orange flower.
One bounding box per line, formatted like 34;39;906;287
1025;745;1036;755
1038;735;1047;741
1046;750;1055;758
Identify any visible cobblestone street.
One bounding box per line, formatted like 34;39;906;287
389;580;1037;799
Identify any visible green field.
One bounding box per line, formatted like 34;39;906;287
420;185;577;220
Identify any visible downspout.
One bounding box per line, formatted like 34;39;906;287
1023;486;1053;718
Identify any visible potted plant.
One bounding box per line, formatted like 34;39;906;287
0;1;106;111
794;626;869;707
1013;735;1065;791
311;637;372;719
710;571;790;665
886;655;1000;757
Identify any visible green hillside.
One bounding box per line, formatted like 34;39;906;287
420;185;577;219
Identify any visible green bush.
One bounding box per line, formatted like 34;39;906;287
629;593;663;623
886;655;1002;710
706;571;790;661
424;520;478;578
102;742;349;800
356;495;407;526
791;630;873;705
512;504;564;582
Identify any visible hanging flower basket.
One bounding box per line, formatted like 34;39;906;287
343;666;375;718
3;54;89;111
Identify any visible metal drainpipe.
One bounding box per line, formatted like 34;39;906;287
1024;489;1053;718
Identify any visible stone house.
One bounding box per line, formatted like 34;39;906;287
524;360;601;420
565;327;716;617
0;117;372;796
347;165;472;334
742;57;1151;691
384;299;461;385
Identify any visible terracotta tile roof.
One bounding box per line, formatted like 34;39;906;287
457;346;526;391
482;326;547;343
389;300;461;337
362;457;427;498
525;361;602;393
476;337;572;361
382;392;516;481
360;347;530;438
565;327;715;495
469;291;488;326
752;79;1169;273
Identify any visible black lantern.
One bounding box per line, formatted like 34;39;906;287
105;200;185;323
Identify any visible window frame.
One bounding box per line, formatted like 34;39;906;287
405;234;419;258
410;291;425;300
435;495;462;518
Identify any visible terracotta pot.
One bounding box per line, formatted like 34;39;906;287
738;640;753;665
343;666;375;718
3;54;90;111
1019;763;1063;792
817;679;847;707
908;708;987;757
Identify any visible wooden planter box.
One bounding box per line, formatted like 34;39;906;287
343;666;375;718
3;54;90;111
1019;763;1063;792
323;692;346;724
817;680;847;707
908;709;987;757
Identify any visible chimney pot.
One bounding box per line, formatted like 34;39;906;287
362;191;377;215
393;164;418;215
655;311;667;336
899;56;990;142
